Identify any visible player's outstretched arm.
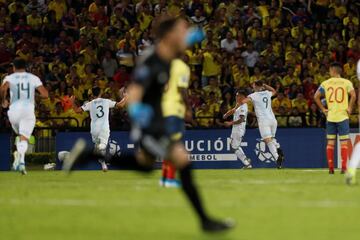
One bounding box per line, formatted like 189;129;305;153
70;96;84;114
314;89;327;115
224;115;245;127
36;85;49;99
0;81;9;108
223;102;241;119
263;84;277;96
116;95;128;109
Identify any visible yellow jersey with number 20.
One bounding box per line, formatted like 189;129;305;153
320;77;354;122
162;59;191;118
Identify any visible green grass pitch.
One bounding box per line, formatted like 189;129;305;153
0;169;360;240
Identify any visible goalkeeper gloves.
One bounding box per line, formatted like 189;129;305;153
128;102;154;128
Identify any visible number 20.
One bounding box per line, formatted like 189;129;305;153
327;87;345;103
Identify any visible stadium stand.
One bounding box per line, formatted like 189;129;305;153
0;0;359;130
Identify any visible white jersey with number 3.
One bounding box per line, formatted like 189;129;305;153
248;90;276;124
3;72;42;110
82;98;116;136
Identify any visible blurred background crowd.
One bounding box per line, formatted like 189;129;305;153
0;0;359;130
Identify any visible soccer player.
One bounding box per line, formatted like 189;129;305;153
345;59;360;184
223;89;252;168
160;56;191;188
241;80;284;168
0;58;48;174
314;62;356;174
70;86;127;171
62;17;233;232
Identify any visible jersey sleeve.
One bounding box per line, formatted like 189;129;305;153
177;66;190;89
2;75;9;84
239;105;247;116
346;80;354;93
108;100;117;108
81;102;90;112
317;83;325;95
33;76;43;88
248;93;255;102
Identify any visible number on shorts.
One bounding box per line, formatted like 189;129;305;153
16;82;30;99
96;105;104;118
263;97;269;108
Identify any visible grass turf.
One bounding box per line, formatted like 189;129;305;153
0;169;359;240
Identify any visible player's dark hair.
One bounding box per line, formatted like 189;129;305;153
254;80;264;87
236;89;247;97
330;62;342;74
12;58;26;69
153;15;180;39
92;87;101;97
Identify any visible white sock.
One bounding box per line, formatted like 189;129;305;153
349;143;360;170
267;141;279;160
235;148;249;165
16;140;28;164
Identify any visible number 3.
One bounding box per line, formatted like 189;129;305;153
96;106;104;118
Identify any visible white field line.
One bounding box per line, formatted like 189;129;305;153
0;197;359;209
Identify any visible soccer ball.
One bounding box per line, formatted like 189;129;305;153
255;140;275;163
108;139;121;157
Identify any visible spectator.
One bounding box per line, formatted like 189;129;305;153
273;92;292;114
241;42;259;73
102;50;118;78
288;108;303;127
191;9;207;28
221;32;238;53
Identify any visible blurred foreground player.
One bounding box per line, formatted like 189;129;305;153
0;59;48;174
160;57;191;188
223;89;252;168
241;80;284;168
63;17;234;232
314;62;356;174
70;87;127;171
345;59;360;184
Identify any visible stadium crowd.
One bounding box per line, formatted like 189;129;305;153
0;0;359;130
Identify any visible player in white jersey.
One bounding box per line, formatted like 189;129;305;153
346;59;360;185
0;59;48;174
223;89;252;168
241;80;284;168
71;87;127;171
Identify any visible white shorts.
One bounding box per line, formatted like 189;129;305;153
91;130;110;147
230;131;244;149
258;120;277;140
8;106;36;139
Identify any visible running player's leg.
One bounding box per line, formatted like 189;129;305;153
231;135;251;168
168;142;234;231
326;121;337;174
271;121;284;168
8;110;21;171
15;113;35;174
338;120;350;173
260;124;279;161
346;142;360;184
161;116;184;187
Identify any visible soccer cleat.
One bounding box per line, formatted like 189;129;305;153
100;160;108;172
202;218;235;233
341;169;346;174
276;148;284;169
243;164;253;169
329;169;335;174
62;139;87;172
164;179;181;188
18;163;27;175
345;168;356;185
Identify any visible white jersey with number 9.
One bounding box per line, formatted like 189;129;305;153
248;90;276;124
